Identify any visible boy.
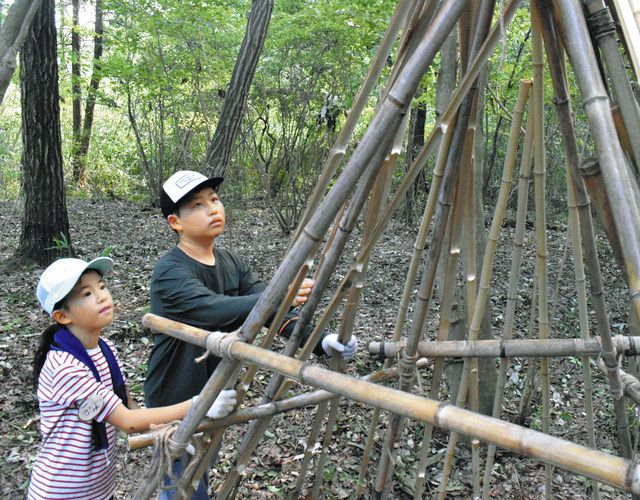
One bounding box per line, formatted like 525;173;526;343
144;170;357;408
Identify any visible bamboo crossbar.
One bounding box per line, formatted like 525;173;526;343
128;358;430;450
142;313;640;495
369;336;640;359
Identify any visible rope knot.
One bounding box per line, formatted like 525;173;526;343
195;329;241;363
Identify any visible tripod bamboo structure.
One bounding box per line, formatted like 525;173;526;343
129;0;640;498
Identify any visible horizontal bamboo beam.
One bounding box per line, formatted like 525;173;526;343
369;336;640;359
143;313;640;495
128;359;430;450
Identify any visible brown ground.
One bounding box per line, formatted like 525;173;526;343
0;198;633;499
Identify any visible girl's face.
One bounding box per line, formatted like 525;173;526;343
56;271;114;334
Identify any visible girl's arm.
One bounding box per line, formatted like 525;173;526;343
107;399;191;434
106;389;237;434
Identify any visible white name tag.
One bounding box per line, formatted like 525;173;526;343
78;394;105;421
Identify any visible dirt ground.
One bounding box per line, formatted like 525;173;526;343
0;197;634;498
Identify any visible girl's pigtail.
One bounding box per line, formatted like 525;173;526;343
33;324;61;390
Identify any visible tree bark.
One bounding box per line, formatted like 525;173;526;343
403;94;426;223
204;0;274;178
0;0;42;102
18;0;70;265
72;0;103;185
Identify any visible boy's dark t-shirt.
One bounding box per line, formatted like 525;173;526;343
144;246;266;407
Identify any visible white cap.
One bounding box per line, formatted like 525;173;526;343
160;170;223;217
36;257;114;315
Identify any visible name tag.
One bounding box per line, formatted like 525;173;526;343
78;394;105;421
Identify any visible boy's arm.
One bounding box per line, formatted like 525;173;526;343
154;268;263;330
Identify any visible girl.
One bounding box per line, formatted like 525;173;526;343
27;257;236;500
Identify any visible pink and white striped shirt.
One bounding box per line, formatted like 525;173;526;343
27;339;126;500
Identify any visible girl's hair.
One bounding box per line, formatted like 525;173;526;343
33;323;63;389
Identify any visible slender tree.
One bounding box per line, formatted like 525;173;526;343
204;0;274;178
71;0;104;184
18;0;70;265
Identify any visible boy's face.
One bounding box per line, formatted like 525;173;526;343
53;271;114;334
168;187;226;242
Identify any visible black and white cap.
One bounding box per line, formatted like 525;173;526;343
160;170;223;218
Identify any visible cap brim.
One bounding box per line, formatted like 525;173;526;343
86;256;114;275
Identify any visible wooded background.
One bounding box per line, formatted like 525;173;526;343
0;0;572;264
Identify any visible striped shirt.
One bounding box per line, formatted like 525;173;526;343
27;339;126;500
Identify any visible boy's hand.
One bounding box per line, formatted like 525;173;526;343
292;278;315;307
322;334;359;361
193;389;237;419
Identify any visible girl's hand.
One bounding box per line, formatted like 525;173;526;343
292;278;315;307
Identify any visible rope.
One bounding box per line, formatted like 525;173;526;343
148;421;210;497
195;329;241;363
586;6;616;40
148;421;181;491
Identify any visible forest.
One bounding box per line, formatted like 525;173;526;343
3;0;640;498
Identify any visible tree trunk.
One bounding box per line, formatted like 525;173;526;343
204;0;274;178
71;0;82;182
403;95;426;223
72;0;103;185
18;0;70;265
0;0;42;102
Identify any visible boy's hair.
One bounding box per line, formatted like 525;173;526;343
160;170;223;218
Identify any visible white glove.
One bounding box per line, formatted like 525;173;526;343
321;334;358;361
192;389;237;419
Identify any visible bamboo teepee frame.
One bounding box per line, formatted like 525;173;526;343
127;1;640;498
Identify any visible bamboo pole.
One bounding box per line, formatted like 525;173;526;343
357;106;454;498
306;120;404;499
566;169;601;499
411;156;466;500
609;0;640;80
579;160;628;283
287;0;417;251
370;335;640;359
549;0;635;460
357;1;526;492
584;0;640;172
378;2;526;495
215;133;396;498
128;360;430;450
536;8;603;496
376;89;477;498
481;93;535;499
554;0;640;358
176;264;312;494
291;125;401;497
530;5;553;496
141;313;640;497
437;77;531;500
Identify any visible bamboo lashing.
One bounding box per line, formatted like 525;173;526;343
142;313;640;496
